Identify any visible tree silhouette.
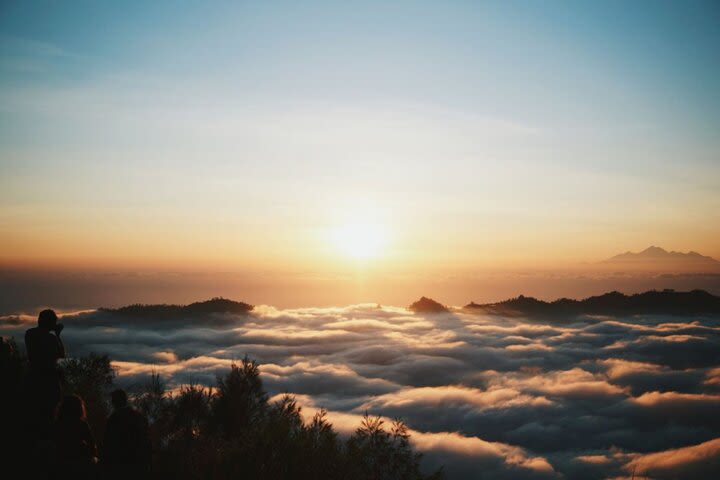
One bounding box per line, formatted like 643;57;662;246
1;336;443;480
209;356;268;439
345;413;438;480
61;353;115;439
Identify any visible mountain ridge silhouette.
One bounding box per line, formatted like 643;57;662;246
93;290;720;320
603;246;720;267
464;289;720;317
98;297;253;318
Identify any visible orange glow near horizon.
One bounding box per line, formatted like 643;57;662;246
2;223;720;274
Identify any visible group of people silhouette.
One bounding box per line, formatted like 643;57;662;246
24;309;152;479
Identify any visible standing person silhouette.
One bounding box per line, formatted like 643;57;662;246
25;309;66;433
103;389;152;479
53;395;98;479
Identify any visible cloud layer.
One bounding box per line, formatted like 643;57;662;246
3;304;719;479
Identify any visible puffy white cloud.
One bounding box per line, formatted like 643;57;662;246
2;304;719;479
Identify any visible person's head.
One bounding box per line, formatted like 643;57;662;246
38;309;58;330
111;389;128;410
58;395;87;422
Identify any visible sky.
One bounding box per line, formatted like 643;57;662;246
1;1;720;307
2;5;720;476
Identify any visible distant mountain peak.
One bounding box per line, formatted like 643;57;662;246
408;296;449;313
603;246;720;270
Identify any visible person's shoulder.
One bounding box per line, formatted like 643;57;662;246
26;326;51;338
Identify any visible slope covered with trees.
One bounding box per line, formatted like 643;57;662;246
465;289;720;317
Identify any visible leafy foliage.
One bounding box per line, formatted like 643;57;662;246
61;353;115;437
209;356;268;439
154;357;442;479
1;338;442;480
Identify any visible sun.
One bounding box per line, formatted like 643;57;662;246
332;222;386;259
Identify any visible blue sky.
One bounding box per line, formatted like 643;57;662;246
1;0;719;272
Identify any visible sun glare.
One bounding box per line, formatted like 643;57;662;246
332;222;386;259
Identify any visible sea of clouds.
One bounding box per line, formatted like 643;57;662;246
2;304;720;479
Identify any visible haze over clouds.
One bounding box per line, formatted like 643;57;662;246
3;303;718;479
3;267;720;314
